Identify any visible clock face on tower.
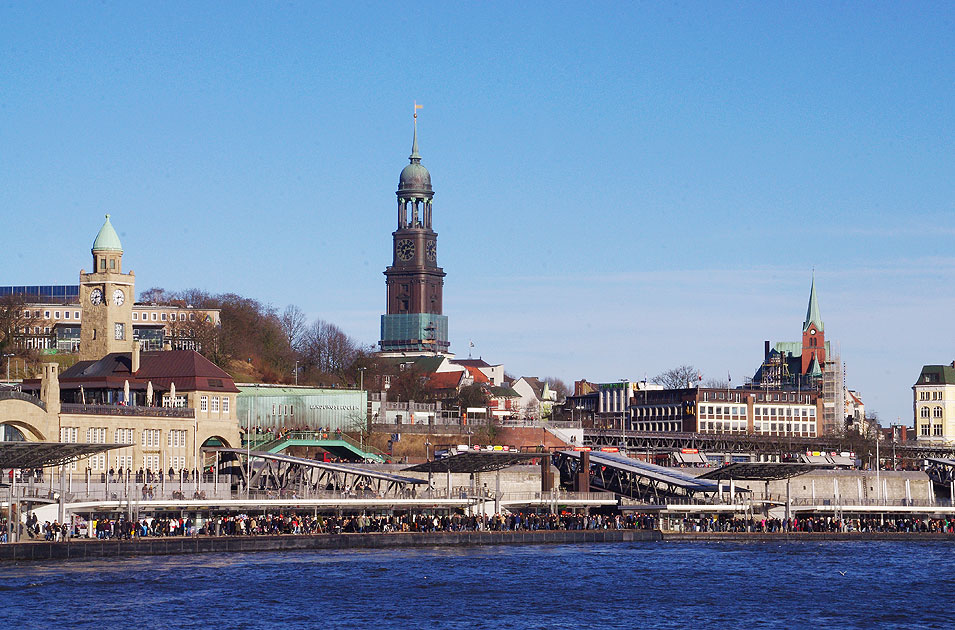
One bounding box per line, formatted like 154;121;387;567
112;289;125;306
396;239;415;261
426;240;436;262
89;288;103;305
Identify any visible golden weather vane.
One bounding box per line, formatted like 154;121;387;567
414;100;423;120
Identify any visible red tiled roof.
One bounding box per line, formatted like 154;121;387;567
463;366;490;383
427;371;464;391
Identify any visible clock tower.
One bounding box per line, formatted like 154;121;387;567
79;214;135;361
379;110;449;354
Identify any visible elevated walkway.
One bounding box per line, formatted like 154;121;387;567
244;431;386;463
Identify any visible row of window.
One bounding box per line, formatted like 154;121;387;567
919;423;945;437
133;311;198;322
61;427;194;449
21;310;81;320
918;391;945;401
918;406;945;419
199;395;229;414
631;421;682;432
754;406;816;418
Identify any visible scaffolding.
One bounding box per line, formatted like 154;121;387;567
822;355;845;436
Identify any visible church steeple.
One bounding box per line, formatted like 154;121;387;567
380;106;449;356
803;272;824;332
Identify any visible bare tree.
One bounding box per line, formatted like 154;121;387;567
0;294;26;355
279;304;307;352
301;318;358;380
703;378;729;389
654;365;699;389
139;287;169;303
541;376;570;400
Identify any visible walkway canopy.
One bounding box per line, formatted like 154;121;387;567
215;448;425;499
404;451;542;474
0;442;124;469
696;462;821;481
555;450;721;503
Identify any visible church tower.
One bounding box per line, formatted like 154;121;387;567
79;214;135;361
379;109;449;354
800;274;826;374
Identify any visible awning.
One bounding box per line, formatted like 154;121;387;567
673;451;707;465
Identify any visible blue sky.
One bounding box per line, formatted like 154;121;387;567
2;2;953;424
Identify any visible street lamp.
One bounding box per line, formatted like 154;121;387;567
3;354;14;382
294;360;299;386
358;366;366;391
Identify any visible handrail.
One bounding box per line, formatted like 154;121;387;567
61;403;195;418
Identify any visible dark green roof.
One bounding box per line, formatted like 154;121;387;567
489;386;520;398
916;365;955;386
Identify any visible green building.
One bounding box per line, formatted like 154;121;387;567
236;385;367;432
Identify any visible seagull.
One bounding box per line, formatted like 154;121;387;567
838;571;847;576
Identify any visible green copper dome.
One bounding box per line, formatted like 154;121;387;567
92;214;123;252
398;117;432;193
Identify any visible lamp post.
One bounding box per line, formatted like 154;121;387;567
3;354;13;382
358;366;366;392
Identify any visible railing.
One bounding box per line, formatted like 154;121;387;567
0;389;46;410
61;403;195;418
241;430;388;460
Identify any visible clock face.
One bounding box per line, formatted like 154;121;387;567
810;329;816;335
426;240;436;262
112;289;125;306
396;239;415;261
89;288;103;305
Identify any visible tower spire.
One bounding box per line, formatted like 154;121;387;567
803;271;824;332
410;101;422;162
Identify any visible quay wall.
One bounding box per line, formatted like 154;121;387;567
0;529;661;563
662;531;955;542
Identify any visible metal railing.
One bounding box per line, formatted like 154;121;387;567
61;403;195;418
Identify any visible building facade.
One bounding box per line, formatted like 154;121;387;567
3;216;219;353
913;363;955;444
629;386;822;438
379;112;449;355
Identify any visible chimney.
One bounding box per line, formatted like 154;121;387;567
39;362;61;416
764;341;771;361
132;341;141;373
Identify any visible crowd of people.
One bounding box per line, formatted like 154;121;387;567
678;515;955;533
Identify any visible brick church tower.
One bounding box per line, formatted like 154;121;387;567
379;109;449;354
800;274;826;374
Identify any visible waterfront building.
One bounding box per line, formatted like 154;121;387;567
913;363;955;444
510;377;559;421
629;386;822;437
4;349;240;473
379;111;449;355
236;384;368;434
2;216;220;353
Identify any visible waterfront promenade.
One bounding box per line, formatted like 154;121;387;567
4;527;955;563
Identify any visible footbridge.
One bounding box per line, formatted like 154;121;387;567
244;431;386;463
554;450;724;503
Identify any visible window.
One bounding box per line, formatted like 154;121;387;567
933;424;943;437
142;429;161;448
211;396;220;413
934;406;943;419
74;311;80;319
64;311;70;319
114;428;134;444
87;427;107;444
161;313;167;321
54;311;60;319
180;313;186;321
921;423;931;436
59;427;78;442
44;310;50;319
114;322;125;340
133;312;138;320
167;429;187;448
222;397;230;414
152;313;157;321
110;258;115;269
200;396;208;412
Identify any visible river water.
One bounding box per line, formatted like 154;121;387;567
2;541;953;629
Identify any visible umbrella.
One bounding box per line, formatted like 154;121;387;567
146;381;154;407
169;381;176;408
123;380;130;405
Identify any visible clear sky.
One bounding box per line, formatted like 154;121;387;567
2;2;953;424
